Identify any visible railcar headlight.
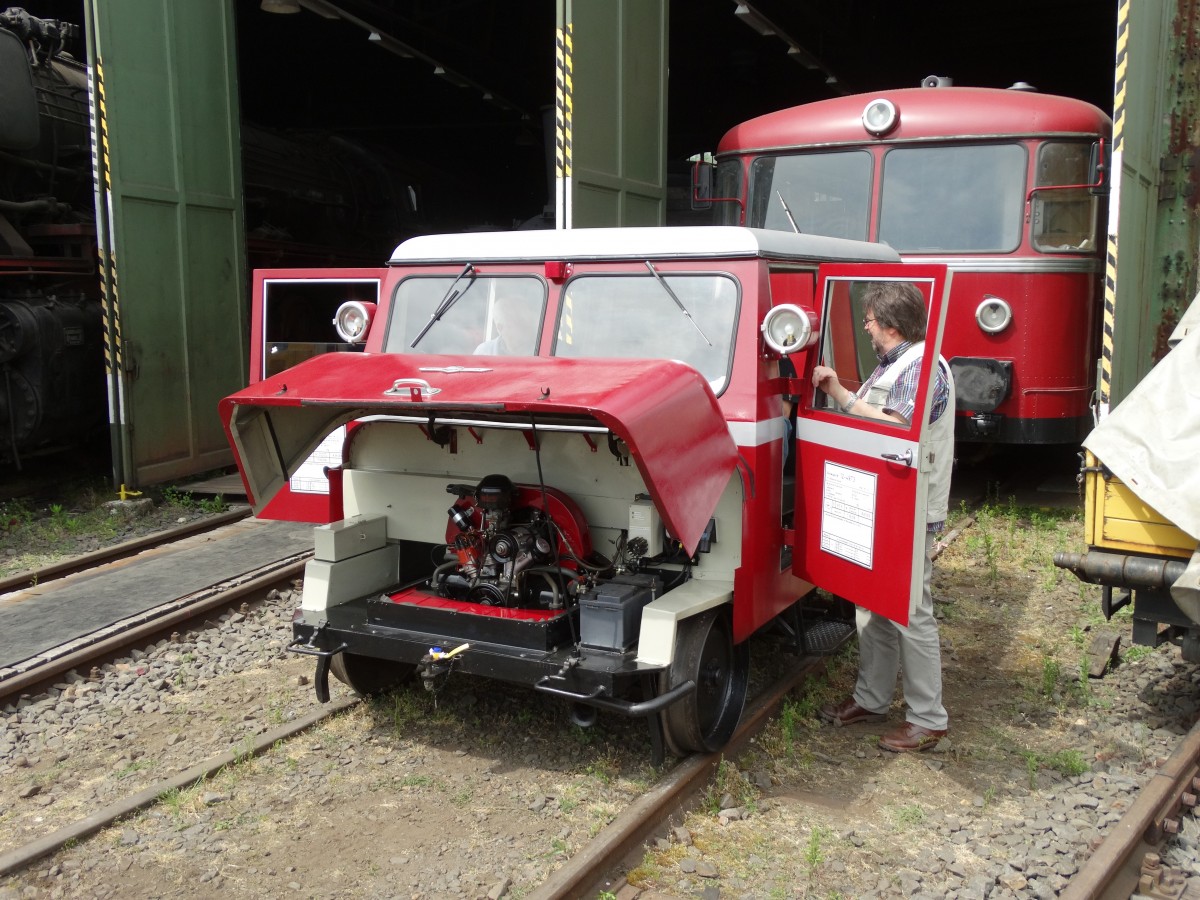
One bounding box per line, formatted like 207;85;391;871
861;98;899;136
333;300;376;344
975;296;1013;334
761;304;817;354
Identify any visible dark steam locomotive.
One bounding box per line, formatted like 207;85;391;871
0;6;432;467
0;7;101;466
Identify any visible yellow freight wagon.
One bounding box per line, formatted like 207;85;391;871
1082;451;1195;559
1057;452;1199;661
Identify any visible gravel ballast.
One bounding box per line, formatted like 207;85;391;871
0;507;1198;899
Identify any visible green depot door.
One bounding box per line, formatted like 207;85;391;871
556;0;668;227
86;0;247;487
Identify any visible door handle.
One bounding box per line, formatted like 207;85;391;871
881;449;913;467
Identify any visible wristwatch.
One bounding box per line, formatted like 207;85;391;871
841;393;858;412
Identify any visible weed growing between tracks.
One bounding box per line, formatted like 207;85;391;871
4;491;1196;898
618;495;1195;898
0;475;232;578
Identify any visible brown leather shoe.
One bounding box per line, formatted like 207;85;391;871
878;722;947;752
819;697;887;727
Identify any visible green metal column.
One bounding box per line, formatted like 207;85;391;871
84;0;247;488
1102;0;1198;412
555;0;668;227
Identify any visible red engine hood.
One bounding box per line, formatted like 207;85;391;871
219;353;739;555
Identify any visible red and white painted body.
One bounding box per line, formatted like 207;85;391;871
220;226;949;756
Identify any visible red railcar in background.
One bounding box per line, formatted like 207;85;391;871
708;84;1111;445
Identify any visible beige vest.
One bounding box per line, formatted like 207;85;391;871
862;342;956;524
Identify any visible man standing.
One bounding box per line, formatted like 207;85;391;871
811;281;955;752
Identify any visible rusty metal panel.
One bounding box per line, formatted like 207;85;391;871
1106;0;1200;409
1149;1;1200;363
84;0;246;487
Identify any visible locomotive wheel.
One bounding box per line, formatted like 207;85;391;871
659;607;749;755
329;652;414;696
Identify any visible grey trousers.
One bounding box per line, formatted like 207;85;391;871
852;532;948;731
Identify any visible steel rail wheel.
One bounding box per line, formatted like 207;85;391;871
660;607;749;755
330;652;415;696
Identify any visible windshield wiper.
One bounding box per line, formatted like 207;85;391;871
410;263;477;349
644;261;712;347
776;191;800;233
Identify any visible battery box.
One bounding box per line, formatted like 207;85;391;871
579;573;661;651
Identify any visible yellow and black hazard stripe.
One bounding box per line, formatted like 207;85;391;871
1100;0;1129;410
90;59;124;393
555;23;573;228
555;23;572;181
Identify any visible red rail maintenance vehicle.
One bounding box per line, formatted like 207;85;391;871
221;226;950;758
703;82;1111;446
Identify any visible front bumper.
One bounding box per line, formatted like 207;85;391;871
289;594;673;715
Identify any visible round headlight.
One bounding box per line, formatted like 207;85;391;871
975;296;1013;334
333;300;376;344
861;98;899;136
761;304;817;354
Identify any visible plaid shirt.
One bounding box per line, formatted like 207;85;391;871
858;340;950;425
857;340;952;533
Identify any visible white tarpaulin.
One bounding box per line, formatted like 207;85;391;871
1083;305;1200;544
1084;295;1200;622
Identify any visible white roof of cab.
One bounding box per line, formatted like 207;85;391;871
389;226;901;266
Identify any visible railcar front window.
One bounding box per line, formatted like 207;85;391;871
748;151;871;239
384;275;546;355
552;274;739;393
1031;141;1100;252
878;144;1026;253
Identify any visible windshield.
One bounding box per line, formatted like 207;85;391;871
747;151;871;239
552;273;739;393
383;275;546;354
879;144;1026;252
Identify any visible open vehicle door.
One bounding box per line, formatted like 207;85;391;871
248;269;384;523
791;264;951;625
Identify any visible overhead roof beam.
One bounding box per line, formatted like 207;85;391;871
731;1;849;94
289;0;532;116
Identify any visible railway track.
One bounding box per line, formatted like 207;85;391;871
0;502;857;890
4;469;1197;898
1062;720;1200;900
0;629;837;886
0;507;251;596
0;509;309;705
0;525;963;895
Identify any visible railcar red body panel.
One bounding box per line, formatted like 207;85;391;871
221;353;737;556
719;88;1111;152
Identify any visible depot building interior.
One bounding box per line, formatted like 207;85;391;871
3;0;1120;489
232;0;1118;241
38;0;1119;251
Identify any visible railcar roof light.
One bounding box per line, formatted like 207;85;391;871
975;296;1013;334
862;98;899;137
761;304;817;354
333;300;376;344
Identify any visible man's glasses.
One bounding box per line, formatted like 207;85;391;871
861;316;877;328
